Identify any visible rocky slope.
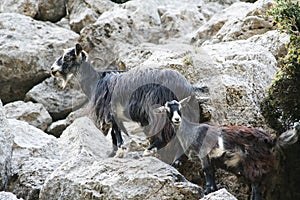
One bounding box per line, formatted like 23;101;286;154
0;0;298;199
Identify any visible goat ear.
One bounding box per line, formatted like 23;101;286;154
179;96;191;105
75;43;83;57
153;106;167;114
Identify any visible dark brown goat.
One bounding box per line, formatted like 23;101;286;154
155;97;300;200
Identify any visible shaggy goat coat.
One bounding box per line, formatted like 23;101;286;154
173;114;299;199
158;98;300;199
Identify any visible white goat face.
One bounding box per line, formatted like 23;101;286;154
154;96;192;125
165;100;182;125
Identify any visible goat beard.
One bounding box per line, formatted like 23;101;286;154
52;72;73;89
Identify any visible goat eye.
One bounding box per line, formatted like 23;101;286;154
64;56;72;62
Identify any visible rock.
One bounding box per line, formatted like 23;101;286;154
157;3;206;42
47;106;88;137
70;7;98;33
197;0;240;21
55;17;71;30
4;101;52;131
8;119;59;166
67;0;114;33
8;157;62;200
248;30;290;59
7;119;61;200
0;0;66;22
201;188;237;200
210;0;275;44
41;117;203;199
210;15;273;43
47;119;68;138
191;2;253;45
192;0;274;45
40;156;202;200
35;0;66;22
79;4;150;69
0;100;13;190
0;0;39;18
25;77;87;121
0;13;79;103
79;0;233;69
198;40;277;127
58;117;112;159
0;191;22;200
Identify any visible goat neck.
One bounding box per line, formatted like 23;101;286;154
75;61;100;99
174;117;199;152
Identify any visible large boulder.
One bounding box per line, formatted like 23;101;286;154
40;156;202;200
0;0;39;18
248;30;290;59
0;0;66;22
35;0;67;22
191;2;253;45
0;192;22;200
7;119;61;200
79;0;236;69
154;2;206;42
79;4;156;69
6;116;112;200
0;100;13;190
67;0;114;33
58;117;112;159
201;188;237;200
198;40;277;127
46;107;87;137
0;13;79;103
25;77;87;121
4;101;52;131
40;117;202;199
191;0;275;45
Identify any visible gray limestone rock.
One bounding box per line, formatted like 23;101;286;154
4;101;52;131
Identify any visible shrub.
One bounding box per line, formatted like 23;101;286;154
262;0;300;132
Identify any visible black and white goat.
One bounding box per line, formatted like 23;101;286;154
50;43;202;159
155;97;300;200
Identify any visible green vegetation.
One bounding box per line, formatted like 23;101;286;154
262;0;300;132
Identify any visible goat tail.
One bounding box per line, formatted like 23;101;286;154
276;122;300;149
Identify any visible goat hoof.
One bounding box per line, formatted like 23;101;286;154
204;189;211;195
108;150;116;157
114;145;127;158
204;187;216;195
142;148;157;157
142;149;152;157
172;160;183;168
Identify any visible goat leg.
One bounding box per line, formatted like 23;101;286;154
251;183;262;200
201;156;217;195
147;137;168;151
108;121;124;157
142;137;167;157
112;121;123;148
108;128;118;157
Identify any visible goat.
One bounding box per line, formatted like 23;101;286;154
155;96;300;200
50;43;203;159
